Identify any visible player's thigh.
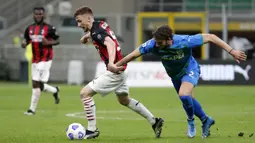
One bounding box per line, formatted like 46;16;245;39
88;71;125;96
32;63;41;82
44;60;52;70
115;79;129;95
179;69;200;96
40;70;50;83
39;61;52;83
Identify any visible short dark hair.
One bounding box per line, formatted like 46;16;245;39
33;7;45;12
74;6;93;17
153;25;173;40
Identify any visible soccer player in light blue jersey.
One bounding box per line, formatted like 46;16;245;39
108;25;247;138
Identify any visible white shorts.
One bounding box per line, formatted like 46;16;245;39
32;60;52;82
88;70;129;96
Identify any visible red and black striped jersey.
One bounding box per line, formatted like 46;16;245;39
90;21;127;70
24;23;59;63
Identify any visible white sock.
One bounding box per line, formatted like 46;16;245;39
43;84;57;93
82;97;96;131
128;98;156;125
29;88;41;112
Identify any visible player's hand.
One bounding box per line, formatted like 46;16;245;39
108;63;124;73
229;49;247;63
21;40;27;48
42;38;50;46
80;32;91;44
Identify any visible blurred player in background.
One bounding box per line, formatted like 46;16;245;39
22;7;60;115
74;6;164;139
109;25;247;138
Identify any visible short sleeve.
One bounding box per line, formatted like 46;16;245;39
139;39;156;55
24;27;30;43
48;26;59;40
91;29;109;45
186;34;204;48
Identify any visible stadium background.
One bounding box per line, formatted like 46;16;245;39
0;0;254;85
0;0;255;143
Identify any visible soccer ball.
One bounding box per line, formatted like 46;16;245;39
66;123;86;140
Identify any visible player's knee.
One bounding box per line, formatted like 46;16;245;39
178;90;192;96
118;98;130;106
179;82;193;96
32;81;40;88
80;86;94;99
80;89;89;98
39;82;44;91
116;93;130;106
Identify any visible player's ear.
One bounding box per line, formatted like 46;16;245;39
167;39;172;45
88;15;92;21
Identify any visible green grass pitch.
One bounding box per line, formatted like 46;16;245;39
0;82;254;143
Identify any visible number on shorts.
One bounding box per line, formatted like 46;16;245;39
189;71;194;77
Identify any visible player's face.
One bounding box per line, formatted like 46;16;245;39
155;39;172;49
76;14;91;32
33;10;44;24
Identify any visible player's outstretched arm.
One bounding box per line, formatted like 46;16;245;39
116;39;153;67
108;48;140;73
202;34;247;63
116;48;141;66
109;39;152;73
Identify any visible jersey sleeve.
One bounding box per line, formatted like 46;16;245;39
186;34;204;48
48;26;59;40
24;27;30;43
139;39;156;55
91;28;109;45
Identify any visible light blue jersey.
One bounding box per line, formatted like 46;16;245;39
138;33;215;135
139;34;204;83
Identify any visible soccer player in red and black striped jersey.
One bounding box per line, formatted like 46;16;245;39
74;6;164;139
22;7;60;115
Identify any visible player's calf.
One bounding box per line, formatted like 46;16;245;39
179;82;195;120
39;82;60;104
193;98;208;123
80;86;97;132
117;94;164;138
117;95;156;124
179;95;194;120
25;80;41;115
